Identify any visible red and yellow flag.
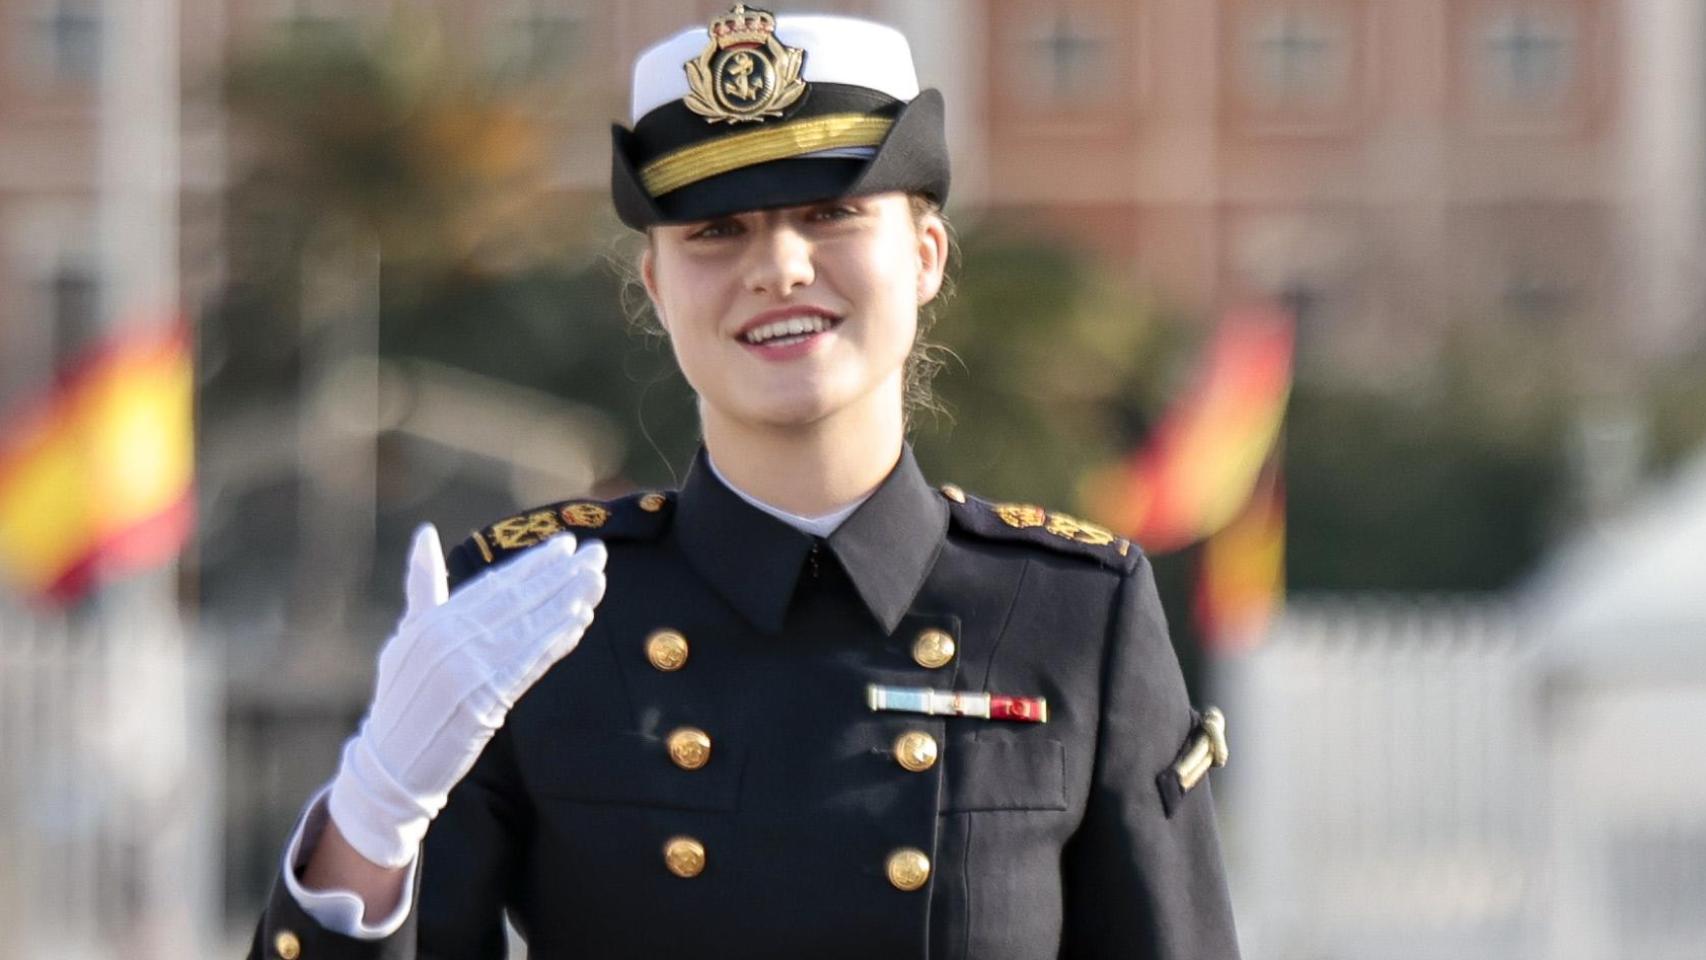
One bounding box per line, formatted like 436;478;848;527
0;325;194;603
1195;454;1285;654
1084;305;1293;554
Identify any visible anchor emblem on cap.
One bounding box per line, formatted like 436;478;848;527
684;5;808;123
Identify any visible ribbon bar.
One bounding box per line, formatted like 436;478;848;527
866;684;1048;723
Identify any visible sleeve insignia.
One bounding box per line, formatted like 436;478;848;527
1157;707;1229;818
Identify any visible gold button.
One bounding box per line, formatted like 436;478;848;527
664;836;706;878
666;727;712;770
892;731;938;772
639;492;668;512
273;931;301;960
646;629;689;671
939;483;966;504
885;847;931;891
912;629;956;669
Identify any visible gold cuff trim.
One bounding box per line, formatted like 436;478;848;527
639;113;894;198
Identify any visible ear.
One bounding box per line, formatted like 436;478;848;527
640;243;668;331
915;211;949;306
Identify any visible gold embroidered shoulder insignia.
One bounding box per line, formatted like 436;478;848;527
489;509;564;550
947;493;1139;571
448;491;675;591
994;503;1046;529
561;503;611;529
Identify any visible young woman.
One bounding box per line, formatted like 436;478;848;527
249;8;1240;959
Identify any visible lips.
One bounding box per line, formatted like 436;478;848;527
735;306;843;348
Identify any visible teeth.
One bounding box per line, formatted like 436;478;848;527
744;315;832;344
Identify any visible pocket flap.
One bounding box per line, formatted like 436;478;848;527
944;737;1066;812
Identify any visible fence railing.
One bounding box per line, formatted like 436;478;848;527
1218;595;1543;960
0;593;218;960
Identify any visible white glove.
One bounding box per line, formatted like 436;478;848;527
327;522;607;868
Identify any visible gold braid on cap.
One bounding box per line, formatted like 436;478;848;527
638;113;893;197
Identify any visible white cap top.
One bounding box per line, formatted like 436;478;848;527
630;14;921;124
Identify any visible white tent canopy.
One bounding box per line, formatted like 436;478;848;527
1523;449;1706;674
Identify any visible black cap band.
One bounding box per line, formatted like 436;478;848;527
611;86;950;229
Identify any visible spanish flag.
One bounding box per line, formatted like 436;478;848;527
1195;454;1285;654
1083;305;1293;554
0;325;194;604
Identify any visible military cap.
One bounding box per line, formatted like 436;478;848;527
610;5;950;229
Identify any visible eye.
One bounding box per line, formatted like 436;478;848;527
809;203;861;222
688;217;744;240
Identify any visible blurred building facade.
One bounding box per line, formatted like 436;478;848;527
978;0;1703;382
8;0;1699;398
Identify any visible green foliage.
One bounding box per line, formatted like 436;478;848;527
1646;344;1706;476
911;226;1198;513
1287;321;1572;592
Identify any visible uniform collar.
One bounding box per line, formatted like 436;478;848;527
674;444;948;636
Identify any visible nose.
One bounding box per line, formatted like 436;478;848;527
742;220;815;296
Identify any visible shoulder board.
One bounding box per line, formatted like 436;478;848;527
938;483;1141;574
445;489;675;589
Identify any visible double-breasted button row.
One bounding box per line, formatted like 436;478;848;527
890;630;944;890
645;630;708;878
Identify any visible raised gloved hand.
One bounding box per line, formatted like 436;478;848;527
327;523;607;868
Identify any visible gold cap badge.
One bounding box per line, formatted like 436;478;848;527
685;5;807;123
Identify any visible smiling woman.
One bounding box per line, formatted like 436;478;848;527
246;7;1241;960
641;193;947;512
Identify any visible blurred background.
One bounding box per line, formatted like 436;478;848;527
0;0;1702;957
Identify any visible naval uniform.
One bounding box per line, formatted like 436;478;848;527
250;445;1240;959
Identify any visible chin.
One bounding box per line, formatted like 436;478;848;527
722;370;865;428
742;393;845;429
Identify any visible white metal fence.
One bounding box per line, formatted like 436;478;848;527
0;592;218;959
1219;595;1543;960
1220;593;1706;960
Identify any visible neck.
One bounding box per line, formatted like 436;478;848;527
700;379;905;517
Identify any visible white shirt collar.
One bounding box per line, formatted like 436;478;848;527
705;453;870;539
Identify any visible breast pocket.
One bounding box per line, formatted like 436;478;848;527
943;737;1067;812
513;728;746;813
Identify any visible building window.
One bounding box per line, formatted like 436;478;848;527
36;0;100;84
1027;11;1108;104
1245;7;1351;108
49;265;99;365
1476;6;1575;107
488;0;584;82
265;0;356;43
1501;268;1569;322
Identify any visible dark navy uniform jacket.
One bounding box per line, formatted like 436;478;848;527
251;446;1241;959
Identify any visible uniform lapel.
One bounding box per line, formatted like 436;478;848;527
673;448;816;635
825;445;950;635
